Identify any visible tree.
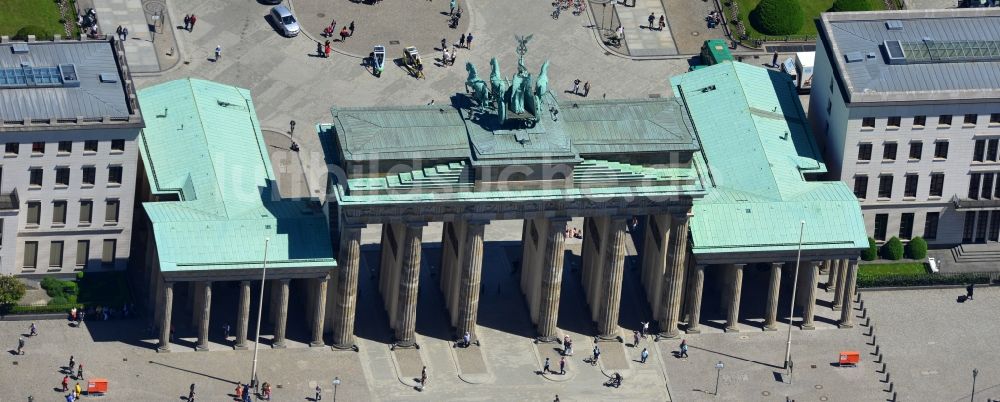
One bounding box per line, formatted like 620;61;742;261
907;237;928;259
862;237;878;261
0;275;27;310
830;0;875;12
882;237;905;260
750;0;804;36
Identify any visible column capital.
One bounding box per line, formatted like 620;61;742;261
342;222;367;230
465;218;491;226
809;260;824;268
404;221;428;229
279;278;291;285
771;262;785;268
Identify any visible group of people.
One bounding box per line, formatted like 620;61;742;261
322;19;356;42
542;355;568;375
183;14;198;32
647;13;666;31
62;356;85;400
706;11;723;29
449;0;464;28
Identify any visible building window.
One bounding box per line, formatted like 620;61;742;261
79;200;93;224
878;175;893;198
874;214;889;241
26;201;40;226
105;200;119;224
976;211;989;242
84;140;98;153
882;143;897;161
52;201;67;225
991;113;1000;126
988;139;999;162
930;173;944;197
963;212;976;243
101;239;116;267
974;139;986;162
857;143;872;161
49;241;64;268
76;240;90;268
4;143;18;155
854;175;868;199
924;212;939;240
55;167;70;187
31;142;45;154
909;142;922;160
904;174;918;198
29;168;42;187
913;115;926;127
899;213;914;240
969;173;982;199
984;173;996;200
991;213;1000;242
939;115;952;127
862;117;876;129
964;114;978;126
887;116;901;128
934;141;949;159
23;241;38;269
58;141;72;154
111;140;125;152
82;167;96;186
108;166;123;185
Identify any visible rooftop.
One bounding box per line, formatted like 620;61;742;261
0;39;141;128
818;9;1000;104
672;62;868;255
138;79;334;272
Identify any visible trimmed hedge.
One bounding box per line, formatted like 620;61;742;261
14;25;53;40
862;237;878;261
857;272;993;288
906;237;928;259
830;0;875;11
881;237;904;260
9;303;77;314
749;0;804;36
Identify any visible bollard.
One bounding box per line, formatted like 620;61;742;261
865;316;871;327
893;391;897;401
862;308;867;319
859;299;865;310
872;334;877;345
875;345;880;355
886;372;891;383
876;353;882;363
881;362;887;373
888;381;894;393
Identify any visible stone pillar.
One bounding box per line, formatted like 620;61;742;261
597;217;628;340
310;275;329;347
195;281;212;351
832;258;848;311
272;278;290;348
658;213;690;338
724;264;744;333
394;222;425;347
839;259;859;328
801;261;819;330
641;215;669;319
235;280;251;350
827;259;840;293
157;281;174;352
333;224;363;349
763;262;782;331
537;217;569;341
457;220;486;342
686;264;706;334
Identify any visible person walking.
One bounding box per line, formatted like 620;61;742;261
420;366;428;390
641;321;650;338
349;21;355;36
77;363;83;380
339;26;350;41
640;347;649;363
214;45;222;61
658;15;665;31
62;375;70;392
967;284;975;300
679;339;689;358
450;46;458;66
583;81;591;97
184;14;191;31
459;33;466;48
442;48;451;67
314;385;322;401
592;345;601;366
17;337;25;355
632;330;640;347
465;33;473;49
30;322;37;337
543;357;551;373
571;79;580;95
559;356;566;374
223;323;231;339
74;383;81;399
69;356;76;372
463;331;471;348
189;14;197;32
647;13;655;29
324;40;332;58
116;25;124;41
77;310;84;326
771;51;779;68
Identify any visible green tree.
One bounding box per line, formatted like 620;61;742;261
0;275;27;310
906;237;928;259
862;237;878;261
882;237;905;260
750;0;804;36
830;0;875;12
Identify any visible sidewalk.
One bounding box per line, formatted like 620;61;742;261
92;0;160;72
616;0;678;56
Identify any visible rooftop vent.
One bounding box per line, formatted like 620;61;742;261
885;20;903;30
11;43;28;54
883;40;906;65
99;73;118;83
59;64;79;87
844;52;865;63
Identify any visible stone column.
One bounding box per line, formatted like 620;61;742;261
832;258;848;311
235;280;251;350
763;262;782;331
839;259;859;328
801;261;819;330
195;281;212;351
597;217;628;340
536;217;569;341
827;259;840;293
724;264;744;333
333;224;363;349
310;275;329;347
457;220;486;342
272;278;290;348
157;281;174;352
658;213;690;338
686;264;706;334
394;222;424;347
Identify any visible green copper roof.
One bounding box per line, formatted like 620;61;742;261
673;62;868;254
137;79;334;272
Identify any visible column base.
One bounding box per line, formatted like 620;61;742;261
832;305;842;311
156;345;171;353
723;326;740;333
762;325;778;332
535;335;560;344
800;323;816;331
309;341;327;348
595;333;622;343
271;341;287;349
685;327;701;334
233;343;248;350
656;330;680;339
195;344;210;352
332;343;359;351
838;323;854;329
393;340;418;349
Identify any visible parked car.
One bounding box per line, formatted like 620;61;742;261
270;5;299;37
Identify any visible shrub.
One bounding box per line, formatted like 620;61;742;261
857;272;993;288
907;237;928;259
750;0;804;35
830;0;875;11
9;304;77;315
882;237;904;260
0;275;27;307
862;237;878;261
14;26;53;41
49;296;69;305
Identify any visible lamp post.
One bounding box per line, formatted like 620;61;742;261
784;220;806;378
249;238;270;398
332;376;341;402
971;368;978;402
714;361;724;396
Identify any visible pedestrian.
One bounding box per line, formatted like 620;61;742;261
324;40;331;58
633;330;640;347
658;15;665;31
459;33;466;48
29;322;38;337
77;310;84;325
66;393;75;402
554;395;560;402
466;33;473;49
967;283;975;300
571;79;580;94
450;46;458;66
74;383;81;399
679;339;689;358
420;366;428;389
235;384;243;400
543;357;550;373
339;26;350;41
565;337;573;355
77;363;83;379
450;0;456;15
583;81;591;97
122;26;129;41
62;375;70;392
641;347;649;363
648;12;655;29
641;321;650;338
223;323;231;339
17;337;24;355
69;356;75;372
315;385;322;401
771;51;779;68
183;14;191;31
189;14;197;32
559;356;566;374
116;25;124;41
349;21;355;36
443;48;451;66
242;384;250;402
463;331;471;348
214;45;222;61
592;345;600;366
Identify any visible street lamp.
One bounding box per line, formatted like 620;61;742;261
332;377;341;402
971;368;978;402
714;361;724;396
784;220;806;378
249;238;270;398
